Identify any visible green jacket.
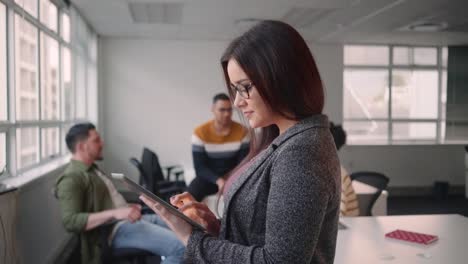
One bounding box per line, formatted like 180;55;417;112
55;160;115;264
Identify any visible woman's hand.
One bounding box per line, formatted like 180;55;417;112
139;194;192;245
171;192;221;236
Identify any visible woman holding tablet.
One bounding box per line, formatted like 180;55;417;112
140;20;340;264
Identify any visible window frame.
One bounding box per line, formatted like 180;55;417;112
343;44;448;145
0;0;97;178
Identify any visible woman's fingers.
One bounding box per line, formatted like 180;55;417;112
170;192;196;208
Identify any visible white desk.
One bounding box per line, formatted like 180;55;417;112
336;214;468;264
353;181;388;216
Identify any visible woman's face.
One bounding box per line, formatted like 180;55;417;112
227;59;278;129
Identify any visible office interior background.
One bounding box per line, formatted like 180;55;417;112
0;0;467;263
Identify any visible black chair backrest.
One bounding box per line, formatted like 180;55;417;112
350;171;389;216
141;148;166;194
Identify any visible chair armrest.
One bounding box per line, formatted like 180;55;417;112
163;165;184;181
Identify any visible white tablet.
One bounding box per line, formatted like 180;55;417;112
113;174;206;231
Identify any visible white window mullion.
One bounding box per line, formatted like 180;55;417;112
388;45;393;144
436;47;443;143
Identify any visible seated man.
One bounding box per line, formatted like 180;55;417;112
330;122;360;216
188;93;249;201
55;123;184;264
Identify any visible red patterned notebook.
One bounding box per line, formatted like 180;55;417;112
385;229;438;245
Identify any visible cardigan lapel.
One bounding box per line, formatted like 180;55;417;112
222;146;275;214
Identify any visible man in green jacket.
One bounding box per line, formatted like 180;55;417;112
55;123;184;264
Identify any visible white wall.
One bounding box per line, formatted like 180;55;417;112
100;38;465;189
99;39;343;180
3;166;71;264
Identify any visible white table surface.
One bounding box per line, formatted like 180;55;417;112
335;214;468;264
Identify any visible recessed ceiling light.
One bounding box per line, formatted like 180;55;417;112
407;21;448;32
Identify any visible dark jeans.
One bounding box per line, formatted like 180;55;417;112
187;177;219;202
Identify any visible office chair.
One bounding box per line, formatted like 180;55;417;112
130;147;186;202
350;171;389;216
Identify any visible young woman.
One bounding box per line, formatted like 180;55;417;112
141;20;341;264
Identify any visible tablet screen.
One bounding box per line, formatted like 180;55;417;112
116;175;206;231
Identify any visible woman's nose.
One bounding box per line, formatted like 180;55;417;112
233;92;244;108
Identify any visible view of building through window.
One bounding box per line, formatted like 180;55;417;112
1;2;97;173
344;45;447;144
0;133;5;174
16;127;39;169
40;32;60;120
14;0;38;18
15;14;39;121
39;0;58;32
0;3;6;121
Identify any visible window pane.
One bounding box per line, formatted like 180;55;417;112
15;14;39;120
61;13;70;42
393;47;437;65
0;133;5;174
442;47;448;68
61;123;71;154
40;33;59;120
88;33;97;62
87;64;97;123
344;69;389;119
41;127;59;159
39;0;58;32
391;70;438;119
16;127;39;170
62;47;73;120
344;45;389;66
15;0;38;18
393;47;411;65
76;55;87;118
393;122;437;141
441;70;447;120
0;3;7;121
414;48;437;65
344;121;388;144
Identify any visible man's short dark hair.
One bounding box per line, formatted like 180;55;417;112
66;123;96;153
213;93;230;104
329;122;346;150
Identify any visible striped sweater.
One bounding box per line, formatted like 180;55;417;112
191;120;249;183
340;166;360;216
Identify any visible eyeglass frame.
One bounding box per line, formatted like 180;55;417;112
229;81;254;99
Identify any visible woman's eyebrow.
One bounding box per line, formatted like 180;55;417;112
231;78;250;85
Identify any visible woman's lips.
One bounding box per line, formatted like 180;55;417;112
243;111;253;118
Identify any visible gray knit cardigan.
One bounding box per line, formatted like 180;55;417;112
184;114;341;264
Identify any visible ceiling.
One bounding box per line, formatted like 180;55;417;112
71;0;468;45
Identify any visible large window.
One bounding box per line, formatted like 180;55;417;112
40;32;59;120
39;0;57;32
60;13;70;42
16;127;39;169
0;133;5;174
41;126;59;159
344;45;447;144
62;47;73;120
0;3;6;121
1;1;98;176
15;14;39;121
14;0;37;18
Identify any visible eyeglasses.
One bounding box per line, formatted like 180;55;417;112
229;82;254;99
